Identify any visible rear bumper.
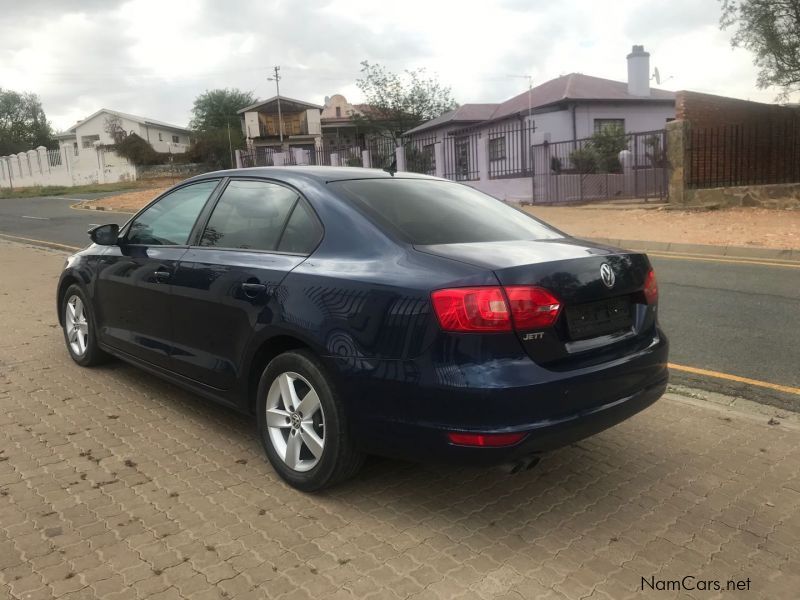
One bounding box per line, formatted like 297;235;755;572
334;330;669;465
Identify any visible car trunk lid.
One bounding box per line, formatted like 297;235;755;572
417;238;657;367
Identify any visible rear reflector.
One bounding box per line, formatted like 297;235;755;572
447;432;527;447
643;269;658;304
431;286;560;332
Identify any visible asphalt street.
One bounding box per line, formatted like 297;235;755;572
0;195;126;249
2;195;798;408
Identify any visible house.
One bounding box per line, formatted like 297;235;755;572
320;94;371;147
238;96;323;153
404;45;675;202
405;45;675;146
56;108;191;162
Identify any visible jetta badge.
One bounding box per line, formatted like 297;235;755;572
600;263;615;288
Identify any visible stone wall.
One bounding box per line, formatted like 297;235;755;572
689;182;800;209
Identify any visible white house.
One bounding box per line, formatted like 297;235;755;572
406;45;674;145
0;109;192;189
405;45;675;202
57;108;191;164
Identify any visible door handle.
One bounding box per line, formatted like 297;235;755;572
153;269;171;283
241;282;267;298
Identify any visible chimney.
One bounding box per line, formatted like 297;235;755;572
627;45;650;97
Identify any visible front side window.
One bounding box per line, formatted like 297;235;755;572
200;180;299;251
332;179;561;246
127;180;219;246
172;135;180;144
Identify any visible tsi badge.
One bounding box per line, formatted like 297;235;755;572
523;332;545;341
600;263;616;289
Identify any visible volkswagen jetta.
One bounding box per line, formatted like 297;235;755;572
57;167;668;491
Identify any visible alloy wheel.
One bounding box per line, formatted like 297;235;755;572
265;372;326;472
65;295;89;357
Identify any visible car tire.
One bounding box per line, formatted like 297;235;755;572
256;350;364;492
61;284;109;367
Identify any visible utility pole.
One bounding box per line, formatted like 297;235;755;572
226;119;234;168
268;66;284;144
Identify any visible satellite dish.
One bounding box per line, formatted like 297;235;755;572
652;67;661;85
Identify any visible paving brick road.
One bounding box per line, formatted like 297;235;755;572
1;240;799;600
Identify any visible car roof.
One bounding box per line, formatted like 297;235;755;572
188;166;442;184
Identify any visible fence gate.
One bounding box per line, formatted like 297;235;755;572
528;130;668;203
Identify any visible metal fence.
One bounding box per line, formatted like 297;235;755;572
239;138;399;170
442;127;481;181
688;120;800;188
365;137;397;170
487;121;536;179
46;149;62;168
529;129;668;203
405;134;437;175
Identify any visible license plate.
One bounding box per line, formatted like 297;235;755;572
565;296;633;340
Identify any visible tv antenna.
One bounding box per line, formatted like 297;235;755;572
651;67;674;85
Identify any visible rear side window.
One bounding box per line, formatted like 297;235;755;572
127;180;218;246
277;201;321;254
200;180;298;250
331;179;561;245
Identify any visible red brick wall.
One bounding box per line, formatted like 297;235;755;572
676;91;800;188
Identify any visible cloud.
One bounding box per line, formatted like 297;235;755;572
0;0;792;132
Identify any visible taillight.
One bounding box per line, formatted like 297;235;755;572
447;431;527;447
504;286;561;329
431;286;561;332
430;287;511;332
643;269;658;304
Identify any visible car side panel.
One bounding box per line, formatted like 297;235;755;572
168;248;306;390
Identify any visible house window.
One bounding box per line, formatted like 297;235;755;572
172;135;180;144
73;142;79;156
594;119;625;133
81;135;100;149
158;132;163;142
335;107;341;117
488;137;506;161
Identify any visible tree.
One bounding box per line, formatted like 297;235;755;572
187;128;239;170
0;88;55;155
353;61;458;141
188;88;254;169
590;125;627;172
104;114;128;145
720;0;800;97
189;88;255;131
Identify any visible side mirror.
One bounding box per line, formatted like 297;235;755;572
88;223;120;246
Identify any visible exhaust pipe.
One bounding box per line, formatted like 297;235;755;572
500;455;541;474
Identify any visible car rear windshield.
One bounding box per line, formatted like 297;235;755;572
330;178;562;245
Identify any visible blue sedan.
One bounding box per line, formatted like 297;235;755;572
57;167;667;491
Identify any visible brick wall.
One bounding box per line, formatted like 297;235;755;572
676;91;800;188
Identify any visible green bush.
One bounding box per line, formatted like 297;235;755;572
116;133;166;166
569;147;597;173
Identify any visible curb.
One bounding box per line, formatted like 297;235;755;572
0;233;79;253
70;201;135;215
588;237;800;262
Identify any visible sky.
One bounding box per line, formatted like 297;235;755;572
0;0;792;132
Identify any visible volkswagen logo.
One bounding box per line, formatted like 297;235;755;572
600;263;615;288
